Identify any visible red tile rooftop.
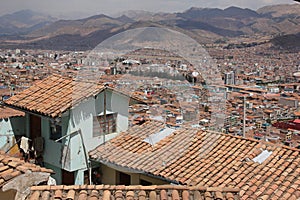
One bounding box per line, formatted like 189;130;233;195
4;74;105;118
89;121;300;199
26;185;240;200
0;105;25;119
0;151;53;188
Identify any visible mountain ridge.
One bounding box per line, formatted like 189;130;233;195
0;4;299;50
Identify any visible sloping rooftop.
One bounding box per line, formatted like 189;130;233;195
0;105;25;119
89;121;300;199
0;151;53;188
26;185;239;200
4;74;105;118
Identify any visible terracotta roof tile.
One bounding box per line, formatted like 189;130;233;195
0;105;25;119
89;121;300;199
29;191;40;200
0;151;53;188
26;185;239;200
4;74;105;118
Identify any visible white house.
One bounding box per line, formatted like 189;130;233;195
4;74;141;185
0;106;25;154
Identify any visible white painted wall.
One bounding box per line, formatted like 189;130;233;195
63;89;130;184
30;89;130;185
41;118;64;170
0;117;26;152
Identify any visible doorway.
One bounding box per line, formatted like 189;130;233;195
30;114;41;139
62;170;75;185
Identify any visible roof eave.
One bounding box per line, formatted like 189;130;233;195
89;157;181;185
2;102;61;119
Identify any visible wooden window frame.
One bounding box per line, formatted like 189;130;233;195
93;113;117;137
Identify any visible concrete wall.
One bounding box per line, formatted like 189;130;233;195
0;190;16;200
44;163;62;184
100;164;169;185
67;90;130;176
0;116;26;152
45;89;130;184
41;118;65;170
17;89;131;185
95;90;129;133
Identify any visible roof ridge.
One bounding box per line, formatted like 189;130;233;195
207;130;300;152
29;184;240;192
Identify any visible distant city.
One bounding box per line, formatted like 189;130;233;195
0;3;299;200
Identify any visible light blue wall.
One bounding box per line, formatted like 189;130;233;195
0;117;26;151
74;169;86;185
44;163;62;184
41;118;64;170
30;89;131;185
95;90;129;133
65;90;130;184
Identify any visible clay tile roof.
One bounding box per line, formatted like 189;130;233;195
89;121;300;199
4;74;105;118
26;185;239;200
0;151;53;188
0;105;25;119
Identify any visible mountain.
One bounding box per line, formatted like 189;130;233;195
114;10;156;21
270;32;300;51
178;6;259;20
0;4;299;50
256;4;300;35
29;14;124;38
257;4;300;18
0;10;56;36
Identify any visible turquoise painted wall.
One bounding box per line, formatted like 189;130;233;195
66;90;130;184
44;162;62;184
32;89;131;185
0;116;26;152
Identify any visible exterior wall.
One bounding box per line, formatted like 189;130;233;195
132;174;169;185
44;163;62;184
100;164;169;185
0;190;16;200
25;113;30;137
279;97;298;108
95;90;129;133
75;169;86;185
41;118;64;170
101;164;117;185
13;89;130;185
0;116;26;152
62;90;129;184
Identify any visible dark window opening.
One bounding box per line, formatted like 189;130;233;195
117;172;131;185
140;179;152;186
50;120;62;142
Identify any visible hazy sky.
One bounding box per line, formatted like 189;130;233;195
0;0;296;18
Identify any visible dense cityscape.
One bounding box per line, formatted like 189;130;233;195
0;1;299;200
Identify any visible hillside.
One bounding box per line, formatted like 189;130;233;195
0;4;299;50
0;10;56;36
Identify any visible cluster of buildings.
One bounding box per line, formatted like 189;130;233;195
0;43;299;199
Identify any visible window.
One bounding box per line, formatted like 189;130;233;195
93;113;117;137
117;172;131;185
50;120;62;141
140;179;152;186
